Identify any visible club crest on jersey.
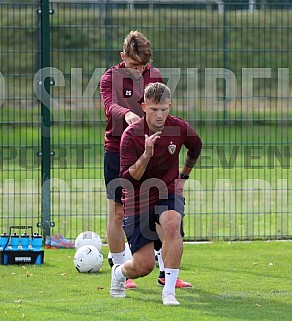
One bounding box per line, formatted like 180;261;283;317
168;142;176;155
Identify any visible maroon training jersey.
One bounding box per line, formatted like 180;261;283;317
120;116;202;216
100;62;163;152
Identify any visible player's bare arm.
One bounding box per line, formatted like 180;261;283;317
179;154;199;179
129;131;161;180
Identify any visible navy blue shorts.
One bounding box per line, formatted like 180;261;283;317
123;195;185;254
104;150;122;204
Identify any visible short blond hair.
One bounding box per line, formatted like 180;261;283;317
123;30;152;65
144;82;171;104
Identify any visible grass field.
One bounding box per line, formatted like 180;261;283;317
1;241;292;321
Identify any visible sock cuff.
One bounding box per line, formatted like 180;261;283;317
111;251;126;265
115;265;126;282
165;268;179;274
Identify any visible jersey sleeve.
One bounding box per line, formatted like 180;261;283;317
183;122;202;160
119;129;140;186
100;68;130;121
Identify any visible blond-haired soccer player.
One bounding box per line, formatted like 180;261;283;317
110;83;202;305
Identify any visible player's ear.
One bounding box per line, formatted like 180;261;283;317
141;102;147;112
120;52;126;60
168;102;172;110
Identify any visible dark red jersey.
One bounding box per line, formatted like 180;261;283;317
120;116;202;216
100;62;163;152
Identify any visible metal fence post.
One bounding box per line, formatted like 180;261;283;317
105;1;113;68
223;5;228;123
39;0;51;239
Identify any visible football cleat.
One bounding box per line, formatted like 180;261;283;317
110;264;126;298
125;278;137;289
162;291;180;306
158;277;192;288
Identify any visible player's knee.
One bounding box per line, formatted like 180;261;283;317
132;257;154;277
135;263;154;277
161;211;181;238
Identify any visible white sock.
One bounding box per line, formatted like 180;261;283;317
162;268;179;294
155;249;165;272
111;251;126;265
114;264;126;282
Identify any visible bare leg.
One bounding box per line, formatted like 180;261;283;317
158;210;183;305
155;220;192;288
107;199;125;253
107;199;137;289
121;242;155;279
159;210;183;269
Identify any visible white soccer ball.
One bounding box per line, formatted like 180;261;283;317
75;231;102;252
107;242;132;267
74;245;103;273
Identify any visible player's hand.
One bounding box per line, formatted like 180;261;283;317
125;111;140;125
144;132;162;159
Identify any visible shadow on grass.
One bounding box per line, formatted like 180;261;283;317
184;288;292;320
127;287;291;320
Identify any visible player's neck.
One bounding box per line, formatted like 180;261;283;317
148;124;165;134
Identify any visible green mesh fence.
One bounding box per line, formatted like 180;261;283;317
0;1;292;242
0;2;42;234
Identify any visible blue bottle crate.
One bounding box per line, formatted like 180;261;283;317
0;226;44;265
0;250;44;265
